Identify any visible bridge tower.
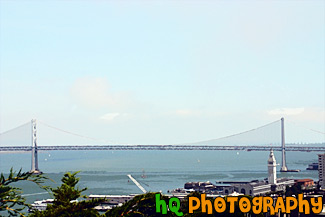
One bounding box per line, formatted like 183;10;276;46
280;117;288;172
30;119;42;174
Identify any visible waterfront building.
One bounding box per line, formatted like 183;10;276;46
184;181;217;193
318;153;325;189
217;178;295;196
295;179;315;188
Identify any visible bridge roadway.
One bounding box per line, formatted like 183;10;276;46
0;145;324;152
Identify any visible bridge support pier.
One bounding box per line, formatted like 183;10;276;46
280;117;288;172
30;119;42;174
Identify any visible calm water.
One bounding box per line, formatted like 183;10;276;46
0;150;321;204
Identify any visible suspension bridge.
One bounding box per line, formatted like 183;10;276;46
0;118;324;174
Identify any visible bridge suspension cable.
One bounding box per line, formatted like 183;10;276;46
38;120;123;145
281;119;325;145
183;119;281;146
286;119;325;135
0;121;31;146
39;121;106;142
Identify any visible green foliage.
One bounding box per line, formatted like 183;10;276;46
30;171;102;217
285;184;302;197
52;172;87;206
0;168;48;217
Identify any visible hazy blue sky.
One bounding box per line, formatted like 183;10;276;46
0;0;324;144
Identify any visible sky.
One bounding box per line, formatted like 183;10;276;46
0;0;324;145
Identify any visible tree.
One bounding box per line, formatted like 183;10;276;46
30;171;102;217
0;168;47;217
285;184;302;197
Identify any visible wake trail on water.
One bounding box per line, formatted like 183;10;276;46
21;192;49;197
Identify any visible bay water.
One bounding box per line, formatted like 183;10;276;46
0;150;321;205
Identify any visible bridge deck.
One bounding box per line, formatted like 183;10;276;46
0;145;324;152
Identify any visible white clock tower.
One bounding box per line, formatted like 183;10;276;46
268;149;277;185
